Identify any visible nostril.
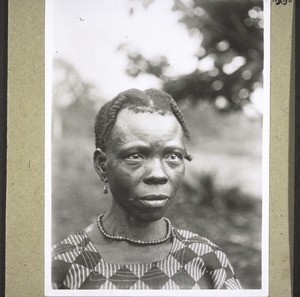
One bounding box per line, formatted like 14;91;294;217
144;177;168;185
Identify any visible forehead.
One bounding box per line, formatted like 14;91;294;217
108;108;184;146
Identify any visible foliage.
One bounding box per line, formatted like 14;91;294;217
121;0;263;111
52;59;103;140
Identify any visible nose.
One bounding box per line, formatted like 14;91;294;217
143;158;168;185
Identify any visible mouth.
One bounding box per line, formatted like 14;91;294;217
138;195;170;208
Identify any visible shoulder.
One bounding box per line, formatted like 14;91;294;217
172;227;242;289
51;232;88;289
173;227;220;249
52;232;88;259
172;227;228;267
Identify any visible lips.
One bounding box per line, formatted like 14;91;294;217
138;195;170;208
139;195;169;201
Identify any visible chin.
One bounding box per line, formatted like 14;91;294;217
132;207;168;222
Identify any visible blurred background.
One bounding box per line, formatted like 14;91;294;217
51;0;264;289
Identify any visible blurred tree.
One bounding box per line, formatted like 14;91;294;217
52;58;101;140
121;0;263;111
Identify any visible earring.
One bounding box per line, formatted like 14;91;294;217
103;177;109;194
103;183;108;194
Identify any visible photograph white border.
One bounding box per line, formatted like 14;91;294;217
44;0;270;296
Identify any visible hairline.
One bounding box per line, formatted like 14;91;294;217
106;107;185;146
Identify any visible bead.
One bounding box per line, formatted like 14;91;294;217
97;214;172;245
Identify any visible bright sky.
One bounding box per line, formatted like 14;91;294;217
51;0;201;100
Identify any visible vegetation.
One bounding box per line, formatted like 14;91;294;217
121;0;263;111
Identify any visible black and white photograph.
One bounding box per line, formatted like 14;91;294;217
45;0;269;296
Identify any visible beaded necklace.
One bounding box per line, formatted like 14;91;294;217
97;214;172;245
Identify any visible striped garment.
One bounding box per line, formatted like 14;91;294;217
52;228;242;290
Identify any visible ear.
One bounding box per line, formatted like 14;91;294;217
93;148;108;181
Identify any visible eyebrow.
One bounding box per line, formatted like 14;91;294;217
119;144;193;162
162;145;192;161
118;143;150;151
185;153;193;162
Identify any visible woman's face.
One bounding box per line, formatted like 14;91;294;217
105;108;186;222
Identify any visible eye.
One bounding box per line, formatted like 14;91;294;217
165;153;182;163
126;153;143;161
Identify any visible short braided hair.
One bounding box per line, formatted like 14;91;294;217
94;88;191;157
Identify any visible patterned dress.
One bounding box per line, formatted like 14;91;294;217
52;228;242;290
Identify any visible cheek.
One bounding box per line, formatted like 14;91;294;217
106;162;141;191
174;170;185;187
167;164;185;189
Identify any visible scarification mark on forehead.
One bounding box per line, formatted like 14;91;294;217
126;105;171;115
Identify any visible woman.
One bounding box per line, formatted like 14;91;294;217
52;88;242;290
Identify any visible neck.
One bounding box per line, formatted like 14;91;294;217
102;202;168;241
